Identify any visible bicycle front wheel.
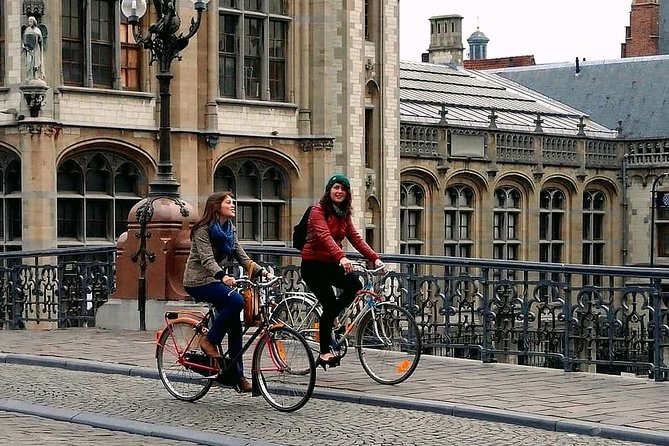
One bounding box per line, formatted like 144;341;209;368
156;319;213;402
270;295;321;349
252;325;316;412
355;302;421;385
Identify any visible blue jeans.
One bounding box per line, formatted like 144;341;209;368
185;282;245;376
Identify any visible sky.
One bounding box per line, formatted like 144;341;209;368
400;0;633;65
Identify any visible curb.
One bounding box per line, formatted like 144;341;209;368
3;353;669;446
0;398;281;446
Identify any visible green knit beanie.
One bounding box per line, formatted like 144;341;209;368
325;173;350;192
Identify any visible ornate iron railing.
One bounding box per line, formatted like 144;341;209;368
1;244;667;381
245;247;669;382
0;246;115;329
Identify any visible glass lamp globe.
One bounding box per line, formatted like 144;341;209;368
120;0;147;22
191;0;210;11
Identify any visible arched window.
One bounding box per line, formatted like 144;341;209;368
0;153;22;252
400;182;424;255
444;185;474;258
57;152;143;246
493;187;522;261
539;188;565;263
583;190;605;265
214;159;286;243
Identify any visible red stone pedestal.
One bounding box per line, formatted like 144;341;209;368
113;197;198;301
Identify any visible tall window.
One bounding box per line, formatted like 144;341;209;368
656;190;669;258
219;3;290;101
63;0;121;88
493;187;521;261
444;185;474;257
539;188;565;263
0;153;22;252
57;152;144;246
120;16;141;90
245;18;262;99
268;20;286;101
219;15;237;97
400;183;424;255
214;159;285;243
582;190;605;266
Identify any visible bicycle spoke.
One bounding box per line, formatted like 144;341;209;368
252;326;315;412
156;319;213;401
356;303;421;385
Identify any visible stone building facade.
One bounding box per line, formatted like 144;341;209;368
0;0;400;261
0;0;661;279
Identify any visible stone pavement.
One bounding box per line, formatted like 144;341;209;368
1;328;668;445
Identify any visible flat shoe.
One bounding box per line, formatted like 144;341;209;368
236;376;252;393
200;338;221;358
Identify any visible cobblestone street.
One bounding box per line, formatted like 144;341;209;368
0;363;659;446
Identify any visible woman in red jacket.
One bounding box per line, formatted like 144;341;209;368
300;174;385;368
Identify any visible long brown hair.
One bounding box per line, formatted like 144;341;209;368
190;191;234;239
319;183;352;219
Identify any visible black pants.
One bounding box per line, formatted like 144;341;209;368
301;260;363;354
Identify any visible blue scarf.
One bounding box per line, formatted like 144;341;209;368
209;220;235;257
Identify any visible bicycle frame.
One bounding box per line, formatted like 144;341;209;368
278;264;389;346
159;277;286;379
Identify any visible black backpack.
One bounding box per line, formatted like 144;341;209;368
292;205;314;250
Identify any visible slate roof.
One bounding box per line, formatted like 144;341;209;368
400;61;617;138
490;55;669;139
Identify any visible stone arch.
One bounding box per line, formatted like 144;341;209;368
57;137;157;176
400;166;440;193
540;174;578;197
217;145;299;179
495;171;536;196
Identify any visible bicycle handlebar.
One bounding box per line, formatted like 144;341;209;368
236;275;282;288
351;261;387;275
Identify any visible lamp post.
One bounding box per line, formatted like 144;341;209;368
121;0;209;197
650;172;669;266
120;0;208;330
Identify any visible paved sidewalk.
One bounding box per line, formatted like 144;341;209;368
1;327;668;445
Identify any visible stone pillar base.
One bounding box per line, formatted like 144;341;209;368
95;298;208;331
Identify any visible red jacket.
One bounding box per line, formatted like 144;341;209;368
300;202;379;264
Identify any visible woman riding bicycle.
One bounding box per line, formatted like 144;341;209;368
183;191;273;392
300;174;384;369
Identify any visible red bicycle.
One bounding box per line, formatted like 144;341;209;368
155;276;316;412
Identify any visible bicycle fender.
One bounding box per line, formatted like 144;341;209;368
155;317;200;344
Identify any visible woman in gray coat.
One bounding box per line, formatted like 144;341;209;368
183;191;272;392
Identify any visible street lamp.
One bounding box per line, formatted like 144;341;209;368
120;0;210;197
119;0;208;330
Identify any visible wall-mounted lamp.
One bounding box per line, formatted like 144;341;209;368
205;134;219;149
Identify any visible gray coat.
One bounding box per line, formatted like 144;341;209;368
183;223;263;288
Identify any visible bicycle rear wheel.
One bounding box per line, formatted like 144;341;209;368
270;295;321;349
156;319;213;402
355;302;421;385
252;325;316;412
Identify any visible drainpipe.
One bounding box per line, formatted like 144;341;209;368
621;151;628;265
